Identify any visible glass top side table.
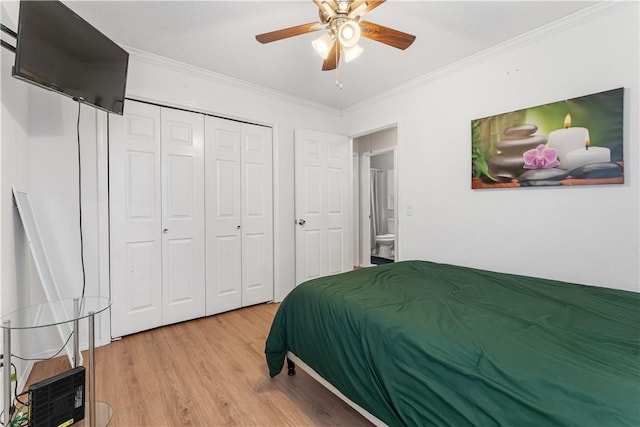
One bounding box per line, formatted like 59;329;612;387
1;297;111;427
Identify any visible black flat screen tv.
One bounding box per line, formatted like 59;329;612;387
12;0;129;115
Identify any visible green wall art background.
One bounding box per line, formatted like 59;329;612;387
471;88;624;189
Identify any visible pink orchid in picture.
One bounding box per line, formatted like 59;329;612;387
523;144;559;169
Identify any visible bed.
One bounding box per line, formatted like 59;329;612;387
265;260;640;427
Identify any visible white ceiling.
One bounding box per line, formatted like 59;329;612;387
63;1;598;110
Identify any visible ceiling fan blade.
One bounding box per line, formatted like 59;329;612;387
360;20;416;50
364;0;386;13
256;22;323;44
322;41;341;71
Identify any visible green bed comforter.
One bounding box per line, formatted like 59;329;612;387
265;260;640;427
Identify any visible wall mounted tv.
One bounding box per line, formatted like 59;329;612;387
12;0;129;115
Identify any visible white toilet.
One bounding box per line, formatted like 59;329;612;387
375;218;395;259
375;234;394;258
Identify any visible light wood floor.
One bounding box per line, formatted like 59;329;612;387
24;303;373;426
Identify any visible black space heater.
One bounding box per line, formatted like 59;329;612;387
28;366;85;427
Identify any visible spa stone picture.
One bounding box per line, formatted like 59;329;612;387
471;88;624;189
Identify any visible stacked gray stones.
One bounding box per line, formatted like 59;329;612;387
487;124;547;182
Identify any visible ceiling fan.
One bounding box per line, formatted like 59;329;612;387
255;0;416;71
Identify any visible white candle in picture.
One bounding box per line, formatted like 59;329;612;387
547;114;590;169
565;146;611;171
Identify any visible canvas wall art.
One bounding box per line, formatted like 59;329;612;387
471;88;624;189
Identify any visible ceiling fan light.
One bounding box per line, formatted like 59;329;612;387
343;44;363;63
338;20;361;48
312;32;334;59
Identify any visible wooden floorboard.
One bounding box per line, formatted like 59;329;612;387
24;303;373;426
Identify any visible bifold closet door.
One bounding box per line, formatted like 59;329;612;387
110;101;163;337
204;117;242;314
205;117;273;315
240;123;274;307
110;100;205;337
160;107;205;325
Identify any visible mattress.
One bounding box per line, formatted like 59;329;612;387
265;260;640;427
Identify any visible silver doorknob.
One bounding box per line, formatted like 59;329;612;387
163;228;169;233
236;225;241;230
297;219;306;226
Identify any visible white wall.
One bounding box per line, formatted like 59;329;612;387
1;1;27;317
1;0;47;404
344;3;639;292
26;90;110;349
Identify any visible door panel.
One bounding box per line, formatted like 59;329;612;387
296;136;324;283
240;123;273;306
213;235;241;296
165;155;194;217
125;242;158;312
328;228;344;274
304;229;322;279
126;152;156;218
161;107;205;325
205;117;242;315
110;101;162;337
295;129;351;285
165;238;195;302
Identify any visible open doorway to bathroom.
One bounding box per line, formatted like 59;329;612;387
370;151;395;264
353;127;397;267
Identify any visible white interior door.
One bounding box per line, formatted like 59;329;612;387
240;123;273;306
205;117;242;315
295;129;351;285
160;108;205;325
109;100;163;337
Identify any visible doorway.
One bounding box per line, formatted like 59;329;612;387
353;127;398;267
369;151;396;264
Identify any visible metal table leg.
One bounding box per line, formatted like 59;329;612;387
2;320;10;427
89;311;95;427
73;299;80;368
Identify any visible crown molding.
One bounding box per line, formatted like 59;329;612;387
125;46;342;117
342;1;634;116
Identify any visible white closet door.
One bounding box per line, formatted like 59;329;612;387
160;108;205;325
205;117;242;315
295;129;351;285
109;101;162;337
240;123;273;306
